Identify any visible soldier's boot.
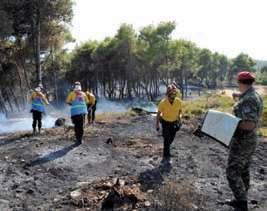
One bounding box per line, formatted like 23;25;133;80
234;200;248;211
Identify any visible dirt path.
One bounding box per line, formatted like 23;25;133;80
0;114;266;210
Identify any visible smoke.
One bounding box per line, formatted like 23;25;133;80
0;115;58;134
0;98;157;134
96;98;157;113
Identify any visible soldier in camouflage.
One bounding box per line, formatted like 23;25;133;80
226;71;263;211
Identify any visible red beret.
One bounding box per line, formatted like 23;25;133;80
237;71;256;81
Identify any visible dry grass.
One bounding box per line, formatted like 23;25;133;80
183;93;234;118
95;110;137;122
183;94;267;137
153;181;207;211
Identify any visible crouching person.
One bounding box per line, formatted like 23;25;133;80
66;82;89;144
156;85;182;164
31;86;49;135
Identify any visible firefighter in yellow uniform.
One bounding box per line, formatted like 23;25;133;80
66;82;89;144
31;86;49;135
85;90;97;124
156;85;182;164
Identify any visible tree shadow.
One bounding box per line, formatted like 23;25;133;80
26;142;80;167
138;162;172;191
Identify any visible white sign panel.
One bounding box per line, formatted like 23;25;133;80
201;109;241;146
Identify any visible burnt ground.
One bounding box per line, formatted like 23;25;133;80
0;113;266;211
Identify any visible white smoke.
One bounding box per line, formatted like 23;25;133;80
96;98;157;113
0;115;57;134
0;98;157;134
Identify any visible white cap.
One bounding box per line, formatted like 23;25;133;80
35;87;41;92
74;85;82;91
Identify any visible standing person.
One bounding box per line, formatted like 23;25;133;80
66;82;89;144
226;71;263;211
156;85;182;164
31;86;49;135
85;90;97;124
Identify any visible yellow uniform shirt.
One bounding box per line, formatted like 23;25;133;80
66;91;89;104
85;91;96;105
158;98;182;122
31;92;49;105
176;90;182;99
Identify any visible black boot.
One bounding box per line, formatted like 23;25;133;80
75;138;82;145
234;200;248;211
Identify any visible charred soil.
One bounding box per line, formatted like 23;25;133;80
0;113;266;211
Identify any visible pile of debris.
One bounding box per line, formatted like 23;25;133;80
68;177;151;210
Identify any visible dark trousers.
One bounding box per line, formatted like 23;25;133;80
87;102;97;123
71;114;85;142
161;120;178;158
32;110;42;131
226;137;257;201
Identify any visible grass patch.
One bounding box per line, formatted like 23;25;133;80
95;110;137;122
183;93;267;137
183;93;234;118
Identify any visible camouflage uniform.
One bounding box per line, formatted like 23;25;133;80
226;87;263;201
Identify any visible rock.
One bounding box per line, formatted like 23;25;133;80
251;200;258;205
70;189;82;206
55;118;66;127
26;189;34;194
131;107;150;115
119;179;125;187
0;199;9;210
11;184;19;190
53;198;60;203
145;201;151;207
153;157;158;161
106;138;113;144
259;168;265;175
191;203;198;210
76;182;90;189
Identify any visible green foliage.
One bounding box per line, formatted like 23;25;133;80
65;22;237;100
257;66;267;85
0;0;74;111
229;53;255;81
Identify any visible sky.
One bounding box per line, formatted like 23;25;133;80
70;0;267;60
